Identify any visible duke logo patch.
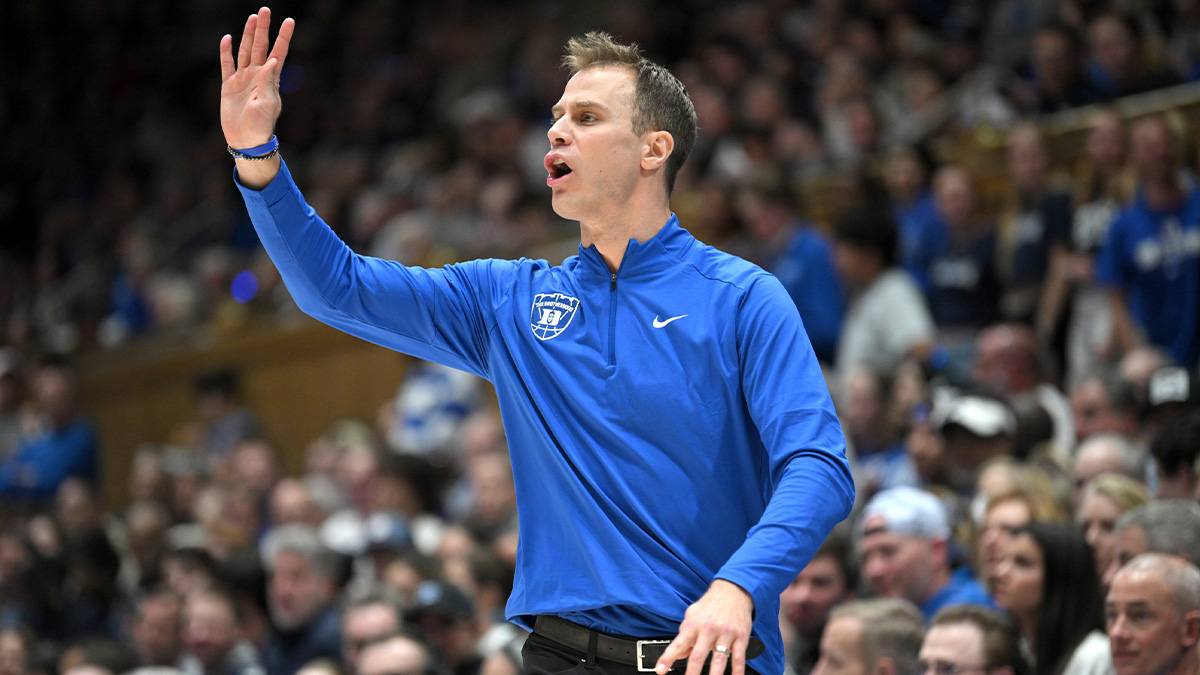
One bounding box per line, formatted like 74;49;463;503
530;292;580;340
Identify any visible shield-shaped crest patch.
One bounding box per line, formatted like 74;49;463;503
530;292;580;341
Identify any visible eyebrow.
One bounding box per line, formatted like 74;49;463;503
551;100;608;118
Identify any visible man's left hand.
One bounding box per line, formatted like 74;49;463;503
655;579;754;675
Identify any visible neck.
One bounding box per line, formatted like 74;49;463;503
579;199;672;272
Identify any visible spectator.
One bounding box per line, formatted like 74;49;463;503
1086;11;1181;100
841;368;918;498
990;521;1112;675
881;143;948;297
179;586;266;675
832;207;935;392
408;580;481;675
260;525;343;675
976;477;1071;586
1062;109;1135;384
970;322;1075;461
1077;474;1149;584
1073;434;1148;498
1150;411;1200;500
1019;24;1101;114
926;166;1002;370
920;604;1030;675
812;598;925;675
339;589;402;675
190;369;259;466
1068;369;1139;445
1104;501;1200;586
858;486;993;619
128;587;184;668
931;393;1018;495
997;123;1073;329
728;181;844;364
0;357;98;503
1105;553;1200;675
357;634;436;675
780;528;858;675
1096;114;1200;370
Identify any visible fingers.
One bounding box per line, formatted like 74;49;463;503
654;634;690;674
219;34;235;81
268;17;295;68
237;13;256;70
251;7;272;66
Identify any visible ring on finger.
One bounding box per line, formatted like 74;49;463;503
714;645;729;654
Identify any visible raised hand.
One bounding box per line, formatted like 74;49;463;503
219;7;294;152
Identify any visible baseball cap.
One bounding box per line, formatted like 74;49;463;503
860;486;950;540
932;395;1016;438
1145;366;1200;412
409;580;475;620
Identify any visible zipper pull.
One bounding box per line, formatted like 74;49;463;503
610;272;617;291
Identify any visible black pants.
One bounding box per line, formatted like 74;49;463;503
521;631;759;675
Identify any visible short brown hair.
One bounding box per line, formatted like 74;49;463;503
930;605;1030;675
563;32;697;195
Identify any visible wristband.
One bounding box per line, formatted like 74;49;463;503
227;135;279;161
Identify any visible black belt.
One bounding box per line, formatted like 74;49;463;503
532;615;765;672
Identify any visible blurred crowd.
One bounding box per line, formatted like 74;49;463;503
4;0;1200;674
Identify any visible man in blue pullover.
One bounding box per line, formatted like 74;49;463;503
219;10;854;675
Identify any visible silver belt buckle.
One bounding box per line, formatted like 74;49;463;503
636;639;672;672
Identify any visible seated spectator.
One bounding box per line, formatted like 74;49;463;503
1077;474;1149;584
976;475;1071;586
190;369;259;467
970;322;1074;461
997;123;1073;328
813;598;925;675
859;487;993;619
920;604;1030;675
1073;434;1148;499
1018;24;1100;114
832;207;935;394
408;580;481;675
1104;500;1200;586
926;166;1003;347
340;589;402;675
357;633;436;675
931;393;1018;495
780;527;858;675
1105;553;1200;675
1096;114;1200;371
1062;109;1135;384
179;585;266;675
0;357;98;503
1068;369;1139;445
728;180;844;364
1086;11;1181;101
990;522;1112;675
1150;410;1200;501
128;587;184;669
881;143;947;297
260;526;343;675
841;368;918;497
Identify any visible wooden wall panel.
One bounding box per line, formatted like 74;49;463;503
77;319;411;510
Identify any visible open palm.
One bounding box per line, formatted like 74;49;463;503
219;7;294;150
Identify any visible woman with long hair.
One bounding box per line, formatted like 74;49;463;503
991;521;1113;675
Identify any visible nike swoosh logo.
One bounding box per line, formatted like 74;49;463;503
653;314;688;328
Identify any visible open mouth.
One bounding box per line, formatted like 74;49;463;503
549;159;573;179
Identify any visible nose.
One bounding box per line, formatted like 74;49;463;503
548;118;569;147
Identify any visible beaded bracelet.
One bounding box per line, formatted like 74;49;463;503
227;135;280;161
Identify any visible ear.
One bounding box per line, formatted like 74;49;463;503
641;130;674;172
1181;609;1200;649
872;657;897;675
931;537;948;568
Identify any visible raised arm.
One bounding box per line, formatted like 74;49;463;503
219;7;294;189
